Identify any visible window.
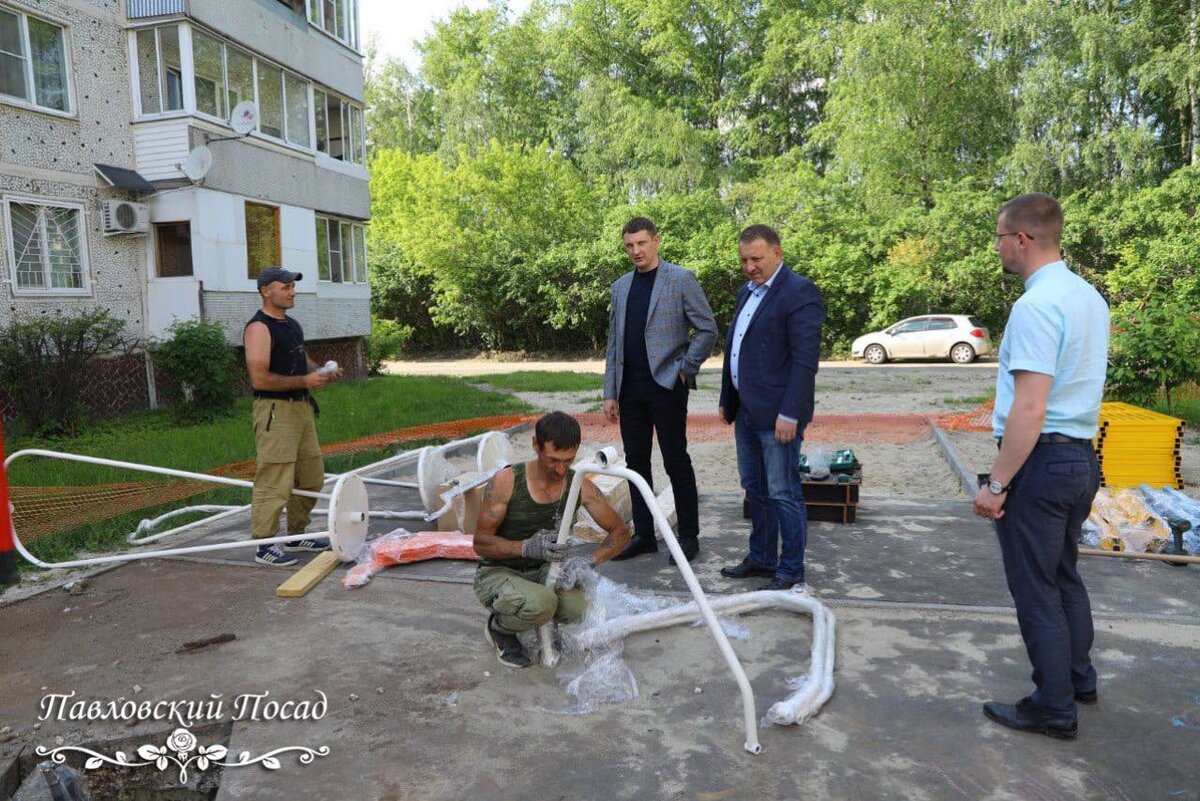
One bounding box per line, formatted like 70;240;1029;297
135;25;183;116
245;202;280;280
315;91;364;163
352;224;366;282
4;199;87;292
255;61;283;139
315;217;366;283
155;222;193;277
307;0;357;48
192;29;225;118
226;44;253;113
314;88;328;153
0;7;70;113
284;72;310;147
891;320;928;335
926;318;956;331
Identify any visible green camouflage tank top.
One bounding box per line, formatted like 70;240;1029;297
478;462;567;570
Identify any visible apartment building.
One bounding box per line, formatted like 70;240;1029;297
0;0;371;418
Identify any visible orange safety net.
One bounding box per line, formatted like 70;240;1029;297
9;414;529;543
936;400;995;432
575;412;933;445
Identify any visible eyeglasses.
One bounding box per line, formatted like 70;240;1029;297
995;231;1035;241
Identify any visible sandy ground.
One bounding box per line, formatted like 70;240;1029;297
478;364;999;499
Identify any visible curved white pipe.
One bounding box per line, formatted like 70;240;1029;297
574;590;836;726
540;448;767;755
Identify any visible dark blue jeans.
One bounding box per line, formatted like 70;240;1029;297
995;440;1100;718
734;408;808;583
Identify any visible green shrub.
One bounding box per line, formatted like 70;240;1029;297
1106;300;1200;410
151;319;239;421
365;316;414;375
0;308;128;436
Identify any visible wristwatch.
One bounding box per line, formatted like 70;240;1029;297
987;479;1010;495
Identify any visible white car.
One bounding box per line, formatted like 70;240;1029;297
851;315;992;364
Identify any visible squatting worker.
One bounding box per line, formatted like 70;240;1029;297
473;412;630;668
718;225;825;592
974;193;1108;740
243;266;344;567
603;217;717;564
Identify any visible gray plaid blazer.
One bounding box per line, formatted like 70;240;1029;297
604;260;718;399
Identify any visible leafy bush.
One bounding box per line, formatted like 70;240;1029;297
365;316;414;375
0;308;129;436
1106;300;1200;410
151;319;239;421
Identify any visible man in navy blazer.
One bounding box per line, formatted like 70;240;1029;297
718;225;825;591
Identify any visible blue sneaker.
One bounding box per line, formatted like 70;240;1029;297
255;545;298;566
283;537;330;552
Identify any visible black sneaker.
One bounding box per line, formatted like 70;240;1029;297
485;614;531;669
283;537;330;552
255;545;298;567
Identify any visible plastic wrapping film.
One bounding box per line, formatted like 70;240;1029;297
1139;486;1200;553
804;446;831;480
1080;488;1169;552
535;563;834;725
343;529;477;588
538;563;750;715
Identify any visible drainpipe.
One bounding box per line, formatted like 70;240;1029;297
0;419;18;586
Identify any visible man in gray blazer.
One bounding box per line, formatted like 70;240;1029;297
604;217;717;562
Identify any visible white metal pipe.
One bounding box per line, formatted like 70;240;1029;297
538;465;591;667
539;447;764;755
5;449;329;500
572;590;836;726
325;474;418;489
129;505;243;543
11;528;333;571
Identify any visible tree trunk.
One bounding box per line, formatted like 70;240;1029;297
1191;0;1199;165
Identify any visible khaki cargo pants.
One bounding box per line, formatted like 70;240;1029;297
473;563;587;635
250;397;325;540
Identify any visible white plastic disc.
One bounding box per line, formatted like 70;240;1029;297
476;431;513;473
416;446;455;513
328;473;369;562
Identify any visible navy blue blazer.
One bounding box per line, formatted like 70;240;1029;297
719;264;825;431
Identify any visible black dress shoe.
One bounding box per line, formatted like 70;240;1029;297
1075;689;1098;705
720;559;776;579
668;539;700;565
983;697;1077;740
612;537;658;561
756;577;796;591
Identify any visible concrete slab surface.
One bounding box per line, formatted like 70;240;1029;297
1;490;1196;801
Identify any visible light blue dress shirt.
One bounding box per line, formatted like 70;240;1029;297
993;260;1110;440
730;269;797;424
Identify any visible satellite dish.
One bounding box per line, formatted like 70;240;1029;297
230;101;258;135
179;145;213;182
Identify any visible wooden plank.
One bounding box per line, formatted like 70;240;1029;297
275;551;340;598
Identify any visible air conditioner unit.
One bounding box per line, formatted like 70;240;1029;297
101;200;150;235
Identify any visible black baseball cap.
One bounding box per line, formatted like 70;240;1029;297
256;266;302;288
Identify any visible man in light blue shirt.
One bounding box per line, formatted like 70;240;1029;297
974;193;1109;741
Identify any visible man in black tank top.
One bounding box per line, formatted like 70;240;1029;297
243;267;344;567
472;412;630;668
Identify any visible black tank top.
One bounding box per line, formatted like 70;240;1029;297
246;310;309;400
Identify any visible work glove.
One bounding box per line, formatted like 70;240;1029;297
521;530;567;562
554;556;597;591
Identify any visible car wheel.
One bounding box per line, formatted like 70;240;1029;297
949;343;976;364
864;344;887;365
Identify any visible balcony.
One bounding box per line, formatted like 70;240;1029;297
127;0;187;18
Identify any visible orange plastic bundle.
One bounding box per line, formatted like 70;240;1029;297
343;530;478;589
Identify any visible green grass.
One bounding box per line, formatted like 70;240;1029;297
6;376;531;572
941;389;996;405
467;371;602;392
1151;397;1200;430
7;375;531;487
